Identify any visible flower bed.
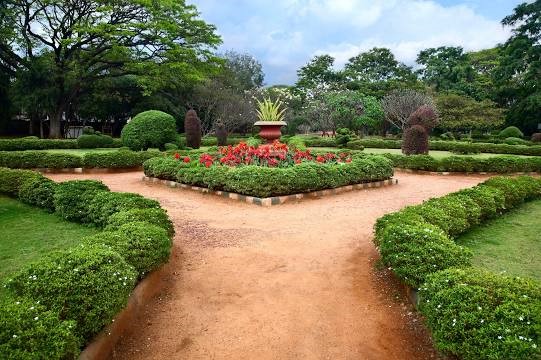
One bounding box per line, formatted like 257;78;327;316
374;176;541;359
0;167;173;359
144;142;394;198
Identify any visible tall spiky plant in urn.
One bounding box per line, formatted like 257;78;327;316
254;98;287;143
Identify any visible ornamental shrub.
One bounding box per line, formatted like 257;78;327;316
143;156;186;180
84;222;171;278
456;186;506;220
121;110;177;151
499;126;524;139
54;180;109;223
87;191;160;228
216;123;228;146
373;209;425;245
18;176;57;212
402;125;429;155
0;297;79;359
345;140;365;150
378;222;472;288
0;151;83;169
0;138;78;151
184;109;202;149
76;134;114;149
105;208;174;237
4;245;137;342
0;168;42;196
164;143;178;151
286;136;307;151
407;104;439;130
532;133;541;143
504;137;529;146
419;268;541;360
483;177;530;208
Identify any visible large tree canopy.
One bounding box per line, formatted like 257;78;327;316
0;0;221;137
436;93;504;132
295;55;342;92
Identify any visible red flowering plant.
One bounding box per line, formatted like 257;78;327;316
174;141;351;168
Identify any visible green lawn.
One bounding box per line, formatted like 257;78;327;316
457;200;541;282
0;196;98;284
309;147;530;159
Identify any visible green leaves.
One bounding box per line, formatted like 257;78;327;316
255;98;287;122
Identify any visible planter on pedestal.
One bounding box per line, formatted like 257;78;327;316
254;121;287;144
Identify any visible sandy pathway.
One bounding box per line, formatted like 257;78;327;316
47;170;489;360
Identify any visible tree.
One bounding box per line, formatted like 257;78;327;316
223;50;264;91
381;89;436;131
0;0;221;137
343;48;420;97
295;55;341;92
436;93;504;132
494;0;541;135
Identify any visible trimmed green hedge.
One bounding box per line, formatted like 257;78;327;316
0;167;174;359
0;150;161;169
383;153;541;173
0;138;125;151
374;176;541;359
144;155;394;198
76;134;114;149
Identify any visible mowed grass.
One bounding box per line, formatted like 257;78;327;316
0;196;98;283
309;147;530;159
457;199;541;282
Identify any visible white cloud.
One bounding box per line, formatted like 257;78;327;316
191;0;517;84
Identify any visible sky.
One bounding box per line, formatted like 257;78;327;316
189;0;524;85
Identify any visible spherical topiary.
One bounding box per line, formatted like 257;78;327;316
498;126;524;139
215;122;228;146
402;125;429;155
531;133;541;143
184;109;201;149
121;110;177;151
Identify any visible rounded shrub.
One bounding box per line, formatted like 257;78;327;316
84;222;171;277
499;126;524;139
18;176;57;212
504;137;529;146
105;208;174;237
0;168;42;196
4;245;137;342
53;180;109;223
76;134;114;149
87;191;160;227
379;222;472;288
419;268;541;360
0;297;79;359
121;110;177;151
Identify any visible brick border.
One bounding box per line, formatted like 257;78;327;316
142;176;398;206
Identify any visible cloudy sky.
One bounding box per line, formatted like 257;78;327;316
189;0;523;85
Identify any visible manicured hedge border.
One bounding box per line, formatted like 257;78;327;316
374;176;541;359
383;153;541;173
0;168;173;359
0;150;160;169
143;154;394;198
0;138;123;151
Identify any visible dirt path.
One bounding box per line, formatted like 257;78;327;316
47;171;489;360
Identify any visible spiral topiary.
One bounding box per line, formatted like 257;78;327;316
184;109;201;149
402;125;429;155
215;122;228;146
121;110;177;151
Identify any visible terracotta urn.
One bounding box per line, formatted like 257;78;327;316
254;121;287;143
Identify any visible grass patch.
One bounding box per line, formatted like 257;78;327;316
457;199;541;281
0;196;98;285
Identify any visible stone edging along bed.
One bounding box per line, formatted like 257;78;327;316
142;176;399;206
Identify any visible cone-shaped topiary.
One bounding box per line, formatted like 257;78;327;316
121;110;177;151
184;109;201;149
215;122;228;146
402;125;429;155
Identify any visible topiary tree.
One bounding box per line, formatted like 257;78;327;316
402;125;429;155
184;109;202;149
215;122;228;146
121;110;177;151
407;105;439;131
498;126;524;139
531;133;541;143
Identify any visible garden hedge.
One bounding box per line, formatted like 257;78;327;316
76;134;114;149
0;138;124;151
0;167;174;359
143;154;394;198
0;150;160;169
374;176;541;359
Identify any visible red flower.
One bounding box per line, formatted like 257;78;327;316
174;153;180;159
183;156;190;163
346;158;352;163
316;155;325;163
204;161;212;168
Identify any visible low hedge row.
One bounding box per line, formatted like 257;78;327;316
0;138;123;151
374;176;541;359
0;167;174;359
143;155;394;198
383;153;541;173
0;150;160;169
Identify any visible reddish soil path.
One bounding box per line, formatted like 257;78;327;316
47;170;490;360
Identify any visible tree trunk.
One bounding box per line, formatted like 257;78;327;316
49;110;63;138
